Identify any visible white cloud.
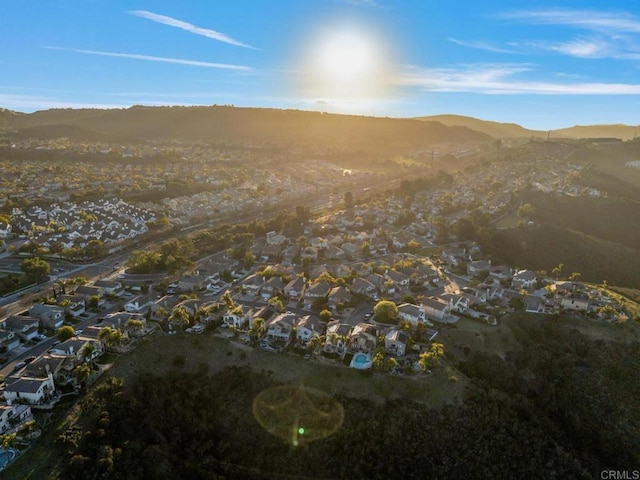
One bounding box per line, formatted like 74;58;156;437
128;10;257;49
449;38;517;54
499;9;640;34
0;93;128;112
394;63;640;95
44;46;252;71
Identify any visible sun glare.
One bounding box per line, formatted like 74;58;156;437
303;26;389;100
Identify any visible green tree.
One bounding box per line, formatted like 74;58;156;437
74;363;93;385
170;306;191;328
79;342;95;362
373;300;399;324
56;325;75;343
418;342;444;371
319;309;332;322
373;352;397;372
20;257;51;283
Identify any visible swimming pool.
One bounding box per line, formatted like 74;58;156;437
0;449;15;471
351;353;372;369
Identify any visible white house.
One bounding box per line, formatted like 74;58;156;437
295;315;325;345
397;303;427;326
384;329;411;357
4;315;40;341
420;297;452;323
0;403;32;433
223;305;253;329
3;373;56;406
266;312;297;343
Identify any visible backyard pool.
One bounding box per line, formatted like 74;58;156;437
0;449;16;471
351;353;372;370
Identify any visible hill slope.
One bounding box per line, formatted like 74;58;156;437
417;114;639;140
416;114;544;139
3;106;492;152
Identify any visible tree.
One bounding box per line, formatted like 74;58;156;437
319;310;332;322
373;352;397;372
373;300;399;324
20;257;51;283
88;295;100;309
344;191;354;208
401;294;417;305
74;363;93;386
170;306;191;328
57;325;75;343
79;342;95;362
249;317;265;340
518;203;536;219
418;342;445;371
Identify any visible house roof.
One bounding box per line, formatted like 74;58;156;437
4;376;50;394
420;297;449;311
4;315;39;330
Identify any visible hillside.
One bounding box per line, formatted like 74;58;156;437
1;106;492;152
416;114;544;139
555;124;640;141
417;114;639;140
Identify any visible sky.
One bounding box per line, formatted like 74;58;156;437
2;0;640;130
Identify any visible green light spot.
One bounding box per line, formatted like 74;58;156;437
298;427;305;435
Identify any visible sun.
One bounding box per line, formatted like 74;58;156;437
317;32;375;85
307;28;385;99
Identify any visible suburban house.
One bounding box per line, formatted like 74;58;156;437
24;354;77;387
265;231;287;246
350;277;377;297
511;270;538;291
93;279;125;297
3;373;56;406
223;305;253;329
385;329;411;357
242;273;264;296
324;244;345;260
560;293;590;312
0;329;21;352
124;293;156;313
304;280;331;304
266;312;297;343
284;276;306;302
0;403;32;434
300;246;318;263
420;297;452;323
385;269;411;287
74;285;104;305
4;315;40;341
295;315;325;345
28;304;65;330
324;321;352;355
348;323;379;353
441;293;470;313
103;312;145;330
524;295;545;314
327;286;353;312
397;303;426;326
260;276;284;301
467;259;491;277
55;295;86;318
50;338;103;362
150;295;181;320
177;272;208;292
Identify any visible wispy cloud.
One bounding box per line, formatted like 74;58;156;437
44;46;252;71
0;93;128;112
449;38;517;54
394;63;640;95
128;10;256;49
498;9;640;33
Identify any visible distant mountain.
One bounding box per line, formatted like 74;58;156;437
417;114;640;140
553;124;639;141
415;114;544;139
0;108;23;128
1;106;492;152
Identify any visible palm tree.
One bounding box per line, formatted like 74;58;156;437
98;326;114;345
125;319;145;337
74;363;92;386
170;306;191;328
79;342;95;362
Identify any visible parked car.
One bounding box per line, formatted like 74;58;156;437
24;355;37;364
13;361;26;371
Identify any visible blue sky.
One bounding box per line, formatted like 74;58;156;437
2;0;640;129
